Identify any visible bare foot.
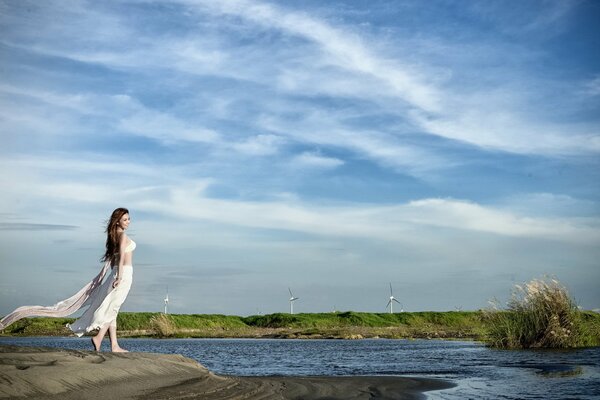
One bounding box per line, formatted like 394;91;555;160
91;337;100;352
111;347;129;353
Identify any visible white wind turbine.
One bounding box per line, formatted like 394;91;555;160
164;286;169;314
386;283;403;313
288;287;299;314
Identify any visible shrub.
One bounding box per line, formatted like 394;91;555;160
485;277;583;349
150;313;175;337
243;313;300;328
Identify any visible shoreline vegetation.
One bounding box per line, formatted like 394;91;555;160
484;278;598;349
2;310;599;346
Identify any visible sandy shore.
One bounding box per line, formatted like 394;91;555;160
0;345;453;399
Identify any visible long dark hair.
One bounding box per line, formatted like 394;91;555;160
101;207;129;266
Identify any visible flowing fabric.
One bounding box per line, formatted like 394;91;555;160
0;261;111;331
66;264;133;336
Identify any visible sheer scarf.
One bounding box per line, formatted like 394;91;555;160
0;262;111;330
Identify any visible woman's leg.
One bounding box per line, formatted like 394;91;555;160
108;318;128;352
92;323;110;351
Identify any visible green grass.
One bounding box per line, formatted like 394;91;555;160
1;317;74;336
0;310;487;339
1;309;598;345
242;311;482;329
115;312;247;330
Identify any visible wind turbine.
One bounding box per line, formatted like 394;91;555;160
164;286;169;314
288;287;299;314
386;283;403;313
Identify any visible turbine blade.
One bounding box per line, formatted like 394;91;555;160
386;300;391;308
289;287;293;297
389;282;393;296
393;299;402;304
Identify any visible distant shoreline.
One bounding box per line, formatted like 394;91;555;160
1;311;599;346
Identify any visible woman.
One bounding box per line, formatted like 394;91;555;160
68;207;135;352
0;208;135;353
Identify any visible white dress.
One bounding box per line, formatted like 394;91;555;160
66;239;135;336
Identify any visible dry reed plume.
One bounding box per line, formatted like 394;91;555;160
485;277;583;349
150;313;175;337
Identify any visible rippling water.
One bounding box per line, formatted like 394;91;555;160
1;337;598;399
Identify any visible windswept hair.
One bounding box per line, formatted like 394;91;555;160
101;207;129;266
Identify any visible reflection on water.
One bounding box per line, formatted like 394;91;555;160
1;337;598;399
537;365;583;378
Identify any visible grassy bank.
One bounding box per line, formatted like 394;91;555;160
2;310;599;344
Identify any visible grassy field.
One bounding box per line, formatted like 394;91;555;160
2;310;599;345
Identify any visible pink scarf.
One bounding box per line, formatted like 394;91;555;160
0;262;111;330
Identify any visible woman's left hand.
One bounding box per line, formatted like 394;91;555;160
113;278;121;288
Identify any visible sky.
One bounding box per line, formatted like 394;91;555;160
1;0;599;316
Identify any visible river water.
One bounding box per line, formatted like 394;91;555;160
1;337;598;399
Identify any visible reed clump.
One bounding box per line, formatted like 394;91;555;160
150;313;175;337
485;277;584;349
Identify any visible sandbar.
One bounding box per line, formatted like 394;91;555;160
0;345;453;399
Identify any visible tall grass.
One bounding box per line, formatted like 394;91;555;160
485;277;586;349
149;313;175;337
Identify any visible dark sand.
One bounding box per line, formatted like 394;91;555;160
0;345;453;399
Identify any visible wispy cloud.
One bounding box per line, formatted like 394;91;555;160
256;109;447;175
118;108;221;144
0;223;78;231
185;0;443;112
291;151;344;169
5;154;596;244
583;75;600;97
230;134;285;156
178;0;599;156
1;0;599;312
467;0;577;36
4;0;597;166
413;106;600;155
404;198;598;241
497;193;600;218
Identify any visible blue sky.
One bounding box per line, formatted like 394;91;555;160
1;0;599;316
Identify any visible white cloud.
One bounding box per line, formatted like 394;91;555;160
3;155;597;245
291;151;344;169
467;0;576;36
134;186;600;246
0;86;221;145
2;0;600;315
5;0;598;163
257;109;448;175
187;0;442;113
184;0;600;156
230;134;285;155
404;198;598;240
119;110;220;144
583;75;600;97
497;193;599;218
413;107;600;155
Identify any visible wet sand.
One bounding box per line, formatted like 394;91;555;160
0;345;453;399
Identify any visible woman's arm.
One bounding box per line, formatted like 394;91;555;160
113;233;128;288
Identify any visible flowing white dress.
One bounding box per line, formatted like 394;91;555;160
0;240;136;333
66;239;135;336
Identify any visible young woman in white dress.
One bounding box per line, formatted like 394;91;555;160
68;207;135;352
0;208;135;353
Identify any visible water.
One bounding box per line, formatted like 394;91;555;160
1;337;599;399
